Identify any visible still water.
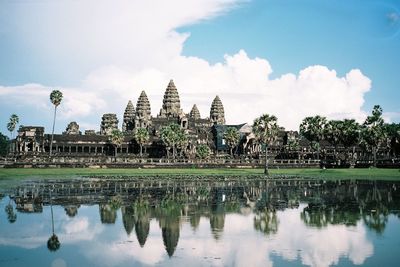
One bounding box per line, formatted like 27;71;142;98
1;177;400;267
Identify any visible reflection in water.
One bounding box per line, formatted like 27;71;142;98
47;193;60;252
1;178;400;266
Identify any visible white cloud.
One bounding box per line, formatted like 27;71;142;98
0;0;379;132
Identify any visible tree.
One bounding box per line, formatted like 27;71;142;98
340;119;361;162
0;133;9;156
160;123;187;159
134;128;149;157
383;123;400;157
175;129;188;158
361;105;386;167
49;90;63;156
252;114;280;175
324;120;343;163
299;115;327;160
7;114;19;139
109;129;124;157
224;127;240;157
196;144;211;159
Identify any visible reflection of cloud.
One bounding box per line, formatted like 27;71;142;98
388;12;400;23
0;204;374;267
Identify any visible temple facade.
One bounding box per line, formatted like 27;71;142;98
9;79;391;167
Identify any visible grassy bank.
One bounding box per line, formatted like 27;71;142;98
0;167;399;180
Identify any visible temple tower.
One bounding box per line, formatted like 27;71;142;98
122;100;135;132
159;79;182;118
210;96;225;125
100;114;119;135
189;104;201;120
135;91;152;128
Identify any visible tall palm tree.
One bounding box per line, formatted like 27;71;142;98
324;120;342;164
224;127;240;157
134;128;150;157
252;114;280;175
7;114;19;139
49;90;63;156
299;115;327;160
109;129;124;157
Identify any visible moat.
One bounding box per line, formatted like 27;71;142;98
1;177;400;267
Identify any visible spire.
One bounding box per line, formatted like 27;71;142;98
100;113;119;135
122;100;135;132
159;79;182;118
210;95;225;125
189;104;201;120
135;91;151;128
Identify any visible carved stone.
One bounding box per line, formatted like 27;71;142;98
158;80;183;118
135;91;151;128
100;113;119;135
64;122;80;135
122;100;135;132
210;96;225;125
189;104;201;120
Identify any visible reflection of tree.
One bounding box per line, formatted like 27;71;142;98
190;212;200;231
99;204;117;224
133;199;150;247
64;205;80;218
47;193;60;252
99;195;122;224
5;198;17;223
254;208;278;236
301;204;328;228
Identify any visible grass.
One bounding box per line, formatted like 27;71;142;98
0;167;399;181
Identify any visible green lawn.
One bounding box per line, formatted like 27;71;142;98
0;167;399;180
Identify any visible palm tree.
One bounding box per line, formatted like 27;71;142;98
7;114;19;139
160;123;185;159
49;90;63;156
340;119;361;163
224;127;240;157
252;114;280;175
299;115;327;160
324;120;342;164
176;129;188;158
109;129;124;157
134;128;149;157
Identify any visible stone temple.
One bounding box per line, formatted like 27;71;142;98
12;79;255;158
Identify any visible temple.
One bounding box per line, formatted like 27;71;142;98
6;79;394;168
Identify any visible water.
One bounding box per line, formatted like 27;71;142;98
1;178;400;267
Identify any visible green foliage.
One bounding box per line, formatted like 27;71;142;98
224;127;240;156
7;114;19;139
134;128;150;156
0;132;9;156
299;115;327;143
49;90;63;107
324;120;342;148
109;129;124;156
196;144;211;159
340;119;361;149
252;114;280;145
160;123;188;158
360;105;386;162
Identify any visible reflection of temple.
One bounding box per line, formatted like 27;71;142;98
5;178;400;256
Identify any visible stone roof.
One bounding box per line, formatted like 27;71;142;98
189;104;201;120
159;79;181;118
210;95;225;125
122;100;135;132
136;91;151;119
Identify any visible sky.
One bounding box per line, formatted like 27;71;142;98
0;0;399;135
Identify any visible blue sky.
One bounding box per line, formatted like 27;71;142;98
0;0;399;135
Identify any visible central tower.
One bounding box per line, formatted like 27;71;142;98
158;79;183;118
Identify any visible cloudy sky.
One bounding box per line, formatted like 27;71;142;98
0;0;399;134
